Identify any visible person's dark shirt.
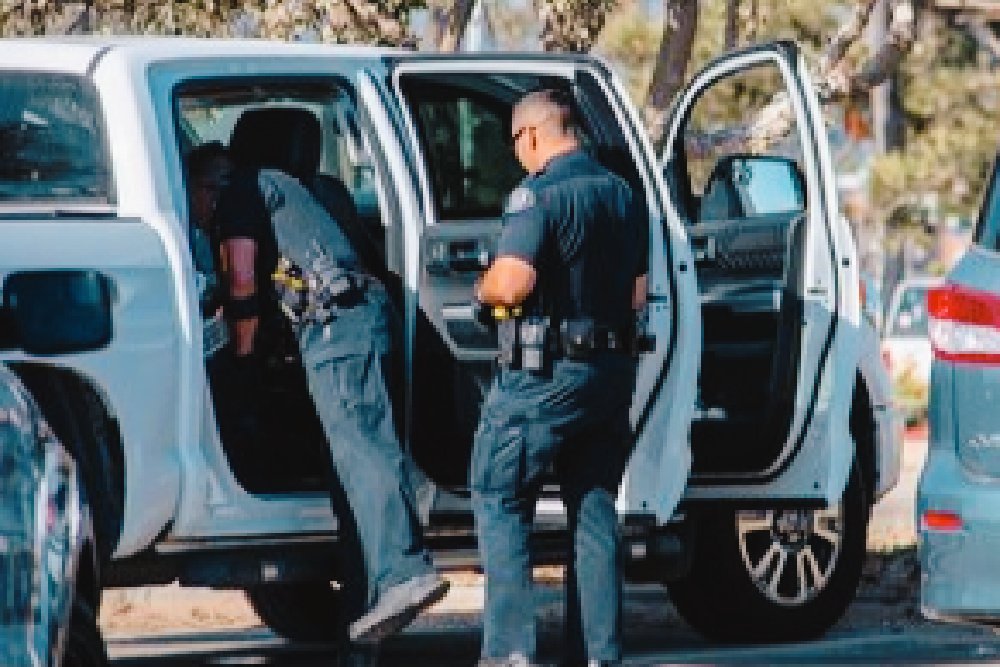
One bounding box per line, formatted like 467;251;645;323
497;148;648;328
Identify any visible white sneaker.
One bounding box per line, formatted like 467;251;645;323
348;573;449;643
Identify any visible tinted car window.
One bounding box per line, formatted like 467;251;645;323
400;84;525;220
887;285;929;338
0;74;112;203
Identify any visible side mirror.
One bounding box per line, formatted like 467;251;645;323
3;271;113;355
701;155;806;220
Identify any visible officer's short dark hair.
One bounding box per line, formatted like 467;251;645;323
518;88;580;136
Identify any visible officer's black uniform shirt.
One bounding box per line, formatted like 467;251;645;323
498;149;648;329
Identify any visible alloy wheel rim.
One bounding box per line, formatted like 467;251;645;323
735;505;843;606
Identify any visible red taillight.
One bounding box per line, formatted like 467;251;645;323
881;348;892;374
921;509;964;532
927;284;1000;364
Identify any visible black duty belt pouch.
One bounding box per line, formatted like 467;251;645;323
560;317;597;360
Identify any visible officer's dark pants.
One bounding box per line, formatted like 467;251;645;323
299;301;434;612
471;354;636;663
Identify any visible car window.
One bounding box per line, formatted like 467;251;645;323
175;80;381;222
400;84;525;220
887;285;929;338
683;60;806;223
0;73;112;203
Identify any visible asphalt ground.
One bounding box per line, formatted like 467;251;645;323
105;433;979;666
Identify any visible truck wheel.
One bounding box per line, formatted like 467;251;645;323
63;598;109;667
667;463;867;643
247;583;344;642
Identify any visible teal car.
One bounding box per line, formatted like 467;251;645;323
0;364;106;666
919;157;1000;622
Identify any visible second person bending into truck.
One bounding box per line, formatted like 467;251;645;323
214;106;448;644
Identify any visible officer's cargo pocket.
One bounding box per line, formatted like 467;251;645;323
470;409;527;498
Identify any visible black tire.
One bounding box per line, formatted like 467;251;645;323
247;582;345;642
667;463;868;643
12;368;124;564
62;598;109;667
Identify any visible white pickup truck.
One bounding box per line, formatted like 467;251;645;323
0;37;898;643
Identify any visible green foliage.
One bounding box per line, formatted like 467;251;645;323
0;1;426;45
871;11;1000;226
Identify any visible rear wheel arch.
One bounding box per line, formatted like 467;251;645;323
850;371;877;510
10;364;125;564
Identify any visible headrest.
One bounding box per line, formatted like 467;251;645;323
229;107;321;182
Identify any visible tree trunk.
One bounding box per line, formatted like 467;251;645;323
428;0;476;52
645;0;699;150
817;0;916;102
725;0;738;49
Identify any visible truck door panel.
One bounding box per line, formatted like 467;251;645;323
661;42;858;503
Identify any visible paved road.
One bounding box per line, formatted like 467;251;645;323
110;435;971;665
108;582;1000;666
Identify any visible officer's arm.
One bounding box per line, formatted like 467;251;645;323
633;274;648;311
222;237;259;356
476;256;537;308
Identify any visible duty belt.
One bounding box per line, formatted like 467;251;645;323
497;316;635;370
272;256;369;325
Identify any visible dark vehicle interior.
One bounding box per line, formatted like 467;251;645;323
658;56;814;479
175;80;392;495
685;155;808;475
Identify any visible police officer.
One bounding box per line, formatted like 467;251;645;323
471;90;647;667
214;108;448;645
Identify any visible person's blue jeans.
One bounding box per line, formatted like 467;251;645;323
301;320;433;615
471;354;636;663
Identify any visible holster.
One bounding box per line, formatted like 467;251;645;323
496;316;550;372
272;255;367;326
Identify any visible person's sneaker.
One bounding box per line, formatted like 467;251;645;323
348;573;449;643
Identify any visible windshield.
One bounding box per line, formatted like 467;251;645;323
0;73;112;203
887;285;930;338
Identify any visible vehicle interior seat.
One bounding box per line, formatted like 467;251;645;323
229;107;388;283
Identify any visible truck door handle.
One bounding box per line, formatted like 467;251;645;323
427;239;492;275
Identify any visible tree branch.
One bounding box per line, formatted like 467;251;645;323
684;0;915;158
815;0;879;79
818;0;916;101
645;0;699;150
954;13;1000;63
